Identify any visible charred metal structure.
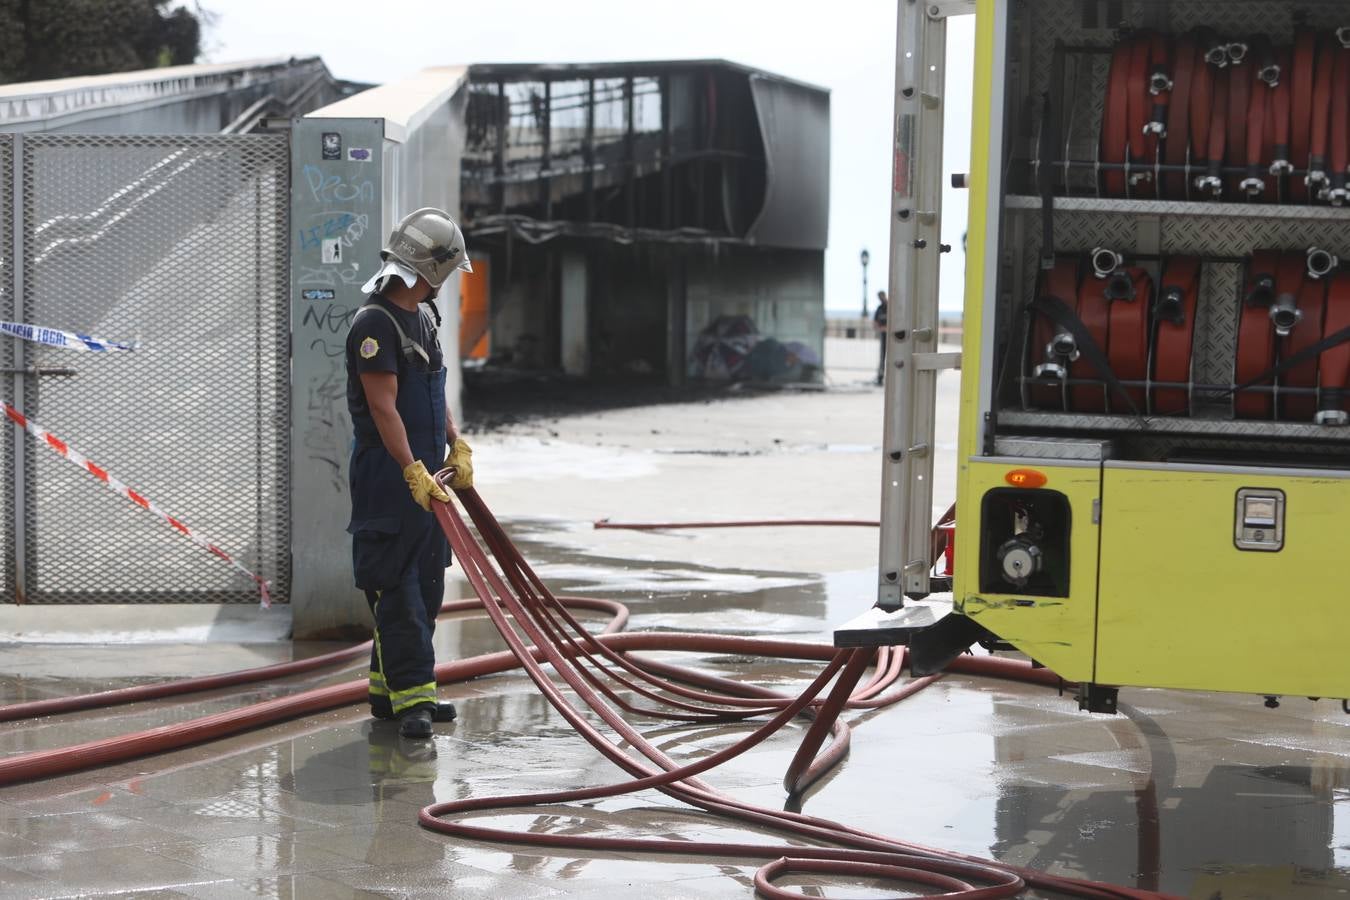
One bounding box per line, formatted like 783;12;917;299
461;60;829;383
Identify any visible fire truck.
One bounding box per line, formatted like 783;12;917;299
846;0;1350;713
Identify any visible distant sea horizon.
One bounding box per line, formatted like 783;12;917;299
825;308;963;319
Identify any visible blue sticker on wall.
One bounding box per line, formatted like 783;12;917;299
302;289;336;301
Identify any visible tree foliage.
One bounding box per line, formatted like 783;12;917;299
0;0;202;84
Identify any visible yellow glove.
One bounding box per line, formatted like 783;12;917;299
402;460;450;511
444;438;474;490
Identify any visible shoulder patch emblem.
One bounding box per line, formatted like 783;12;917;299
359;337;380;359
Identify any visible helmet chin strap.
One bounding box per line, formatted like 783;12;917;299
420;289;443;328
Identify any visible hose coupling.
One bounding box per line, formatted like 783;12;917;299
1155;286;1187;325
1307;247;1339;280
1269;293;1302;337
1090;247;1124;279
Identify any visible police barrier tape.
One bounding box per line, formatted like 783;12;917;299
0;321;138;352
1;400;271;606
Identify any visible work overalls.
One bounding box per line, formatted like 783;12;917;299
347;303;449;719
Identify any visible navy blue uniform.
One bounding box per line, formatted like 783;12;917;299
345;295;450;719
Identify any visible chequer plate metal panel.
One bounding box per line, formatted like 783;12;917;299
998;410;1350;442
0;135;11;602
1005;195;1350;222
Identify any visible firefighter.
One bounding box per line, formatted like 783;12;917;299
873;289;889;385
345;207;474;739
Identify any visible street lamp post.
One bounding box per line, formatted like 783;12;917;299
860;248;871;319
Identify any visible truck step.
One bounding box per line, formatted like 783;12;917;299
833;605;940;648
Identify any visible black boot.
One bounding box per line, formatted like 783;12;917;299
374;701;456;723
398;705;434;739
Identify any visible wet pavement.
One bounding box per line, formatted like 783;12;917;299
1;339;1348;898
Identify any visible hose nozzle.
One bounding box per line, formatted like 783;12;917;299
1337;26;1350;49
1149;72;1174;95
1204;42;1229;67
1227;41;1249;65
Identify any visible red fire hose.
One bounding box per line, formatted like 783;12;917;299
594;518;879;530
0;640;369;723
0;486;1174;899
1267;49;1293;187
1320;273;1350;423
1188;41;1216;196
1162;35;1197;199
1281;269;1327;421
1243;59;1271;198
1152;257;1201;416
1225;56;1251;197
1328;43;1350;204
0;596;627;724
1127;33;1160;199
1102;40;1133;197
1128;33;1171;201
1070;273;1113;412
1289;29;1317;202
1106;267;1153;413
1308;34;1337;196
1200;62;1230;197
1144;32;1172;145
1029;259;1081;410
424;485;1169;899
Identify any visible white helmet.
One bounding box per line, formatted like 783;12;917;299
380;207;472;289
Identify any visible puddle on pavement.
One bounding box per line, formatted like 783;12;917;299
2;523;1349;898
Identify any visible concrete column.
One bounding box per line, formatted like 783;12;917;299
666;256;687;387
560;252;589;376
289;117;385;640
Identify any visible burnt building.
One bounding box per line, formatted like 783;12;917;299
459;60;829;385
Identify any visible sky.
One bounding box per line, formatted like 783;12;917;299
203;0;976;314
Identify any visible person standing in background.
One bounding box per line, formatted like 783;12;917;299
873;290;888;386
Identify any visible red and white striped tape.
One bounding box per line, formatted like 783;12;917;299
2;400;272;607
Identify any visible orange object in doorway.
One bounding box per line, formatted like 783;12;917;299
459;255;490;361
